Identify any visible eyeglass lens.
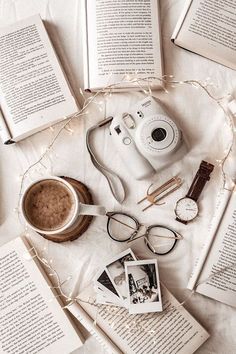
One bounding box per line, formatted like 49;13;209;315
107;213;139;242
146;226;177;255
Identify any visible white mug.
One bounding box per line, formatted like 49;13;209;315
21;176;106;235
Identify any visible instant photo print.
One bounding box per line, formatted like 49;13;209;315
95;269;119;298
125;259;162;314
94;269;124;306
105;248;137;301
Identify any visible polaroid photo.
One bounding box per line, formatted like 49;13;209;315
105;248;137;300
95;293;124;307
94;268;124;305
94;271;125;307
125;259;162;314
94;269;119;297
94;283;122;305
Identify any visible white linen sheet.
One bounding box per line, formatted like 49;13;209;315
0;0;236;353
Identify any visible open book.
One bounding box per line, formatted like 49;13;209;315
171;0;236;70
0;14;78;144
67;284;209;354
187;187;236;307
0;237;83;353
82;0;164;92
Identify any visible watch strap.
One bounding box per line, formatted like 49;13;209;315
186;160;214;201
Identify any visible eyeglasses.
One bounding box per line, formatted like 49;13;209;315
106;212;183;255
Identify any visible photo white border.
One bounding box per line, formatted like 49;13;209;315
105;248;137;300
94;268;122;303
93;282;124;307
125;259;162;314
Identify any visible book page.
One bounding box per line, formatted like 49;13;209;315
0;237;82;354
0;15;78;140
174;0;236;70
196;188;236;307
187;188;231;290
84;0;163;90
75;284;209;354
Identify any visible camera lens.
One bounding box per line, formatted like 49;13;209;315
151;128;167;142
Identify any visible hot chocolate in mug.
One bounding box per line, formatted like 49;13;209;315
21;176;106;235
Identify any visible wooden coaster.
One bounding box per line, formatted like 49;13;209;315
40;177;94;243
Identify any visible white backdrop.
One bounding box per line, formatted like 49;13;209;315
0;0;236;353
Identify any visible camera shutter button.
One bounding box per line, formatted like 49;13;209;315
123;137;132;145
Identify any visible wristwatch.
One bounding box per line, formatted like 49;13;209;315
175;160;214;224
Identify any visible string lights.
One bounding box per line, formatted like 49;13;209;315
16;75;235;213
24;211;236;336
24;242;236;339
18;74;236;336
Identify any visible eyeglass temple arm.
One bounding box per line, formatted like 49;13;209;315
106;213;139;231
128;232;183;242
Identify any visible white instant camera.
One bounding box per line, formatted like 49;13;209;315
110;96;184;180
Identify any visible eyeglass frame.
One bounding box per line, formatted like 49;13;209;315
106;211;183;255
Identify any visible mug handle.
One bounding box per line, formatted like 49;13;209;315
79;203;106;216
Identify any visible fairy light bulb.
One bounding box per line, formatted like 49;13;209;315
65;127;74;134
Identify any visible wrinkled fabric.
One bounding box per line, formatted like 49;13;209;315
0;0;236;353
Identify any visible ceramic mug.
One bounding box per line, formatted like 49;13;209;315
20;176;106;235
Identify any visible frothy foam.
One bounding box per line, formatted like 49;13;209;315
23;179;76;231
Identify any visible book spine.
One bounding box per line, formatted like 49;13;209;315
171;0;193;41
187;188;232;290
66;302;123;354
0;107;13;144
82;0;90;91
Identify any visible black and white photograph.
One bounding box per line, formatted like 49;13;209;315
105;248;137;300
93;280;124;307
94;268;124;305
125;259;162;314
96;269;119;297
94;285;123;307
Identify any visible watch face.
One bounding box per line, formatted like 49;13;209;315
175;197;198;222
